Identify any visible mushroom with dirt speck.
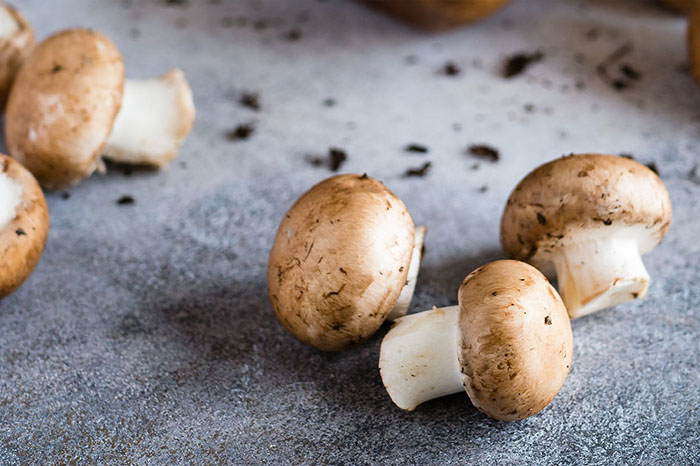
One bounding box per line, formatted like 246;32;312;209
268;174;427;351
5;28;195;190
0;154;49;297
500;154;672;318
0;4;33;106
379;260;573;420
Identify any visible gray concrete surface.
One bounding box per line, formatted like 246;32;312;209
0;0;699;464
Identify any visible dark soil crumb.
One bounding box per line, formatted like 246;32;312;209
117;195;135;206
468;144;500;162
284;29;302;41
537;213;547;225
308;148;347;171
503;51;544;78
689;165;700;185
442;61;461;76
329;148;347;171
405;144;429;154
620;153;635;160
165;0;187;5
240;92;260;111
227;123;255;141
479;185;488;193
15;228;26;236
405;162;431;177
524;103;534;113
596;43;634;91
323;98;336;107
61;192;71;200
646;162;659;175
544;316;552;325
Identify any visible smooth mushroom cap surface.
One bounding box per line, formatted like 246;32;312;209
0;4;34;105
0;154;49;297
500;154;671;270
457;260;573;421
363;0;511;30
268;174;415;351
5;28;125;190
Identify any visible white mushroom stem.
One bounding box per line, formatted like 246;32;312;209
0;170;22;230
379;305;463;410
103;69;195;167
387;225;426;321
553;235;649;319
0;6;20;39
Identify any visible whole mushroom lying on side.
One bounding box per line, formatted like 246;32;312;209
380;260;573;420
0;154;48;297
268;174;426;351
5;28;195;190
0;3;33;105
501;154;671;319
363;0;512;30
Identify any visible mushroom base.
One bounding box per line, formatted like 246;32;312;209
379;305;463;411
103;69;195;167
553;235;650;318
386;225;427;321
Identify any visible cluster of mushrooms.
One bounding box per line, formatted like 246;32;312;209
266;0;683;422
0;4;194;299
269;154;672;420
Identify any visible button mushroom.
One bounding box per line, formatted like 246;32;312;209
268;174;426;351
363;0;511;30
0;3;33;106
0;154;48;297
5;28;195;190
501;154;672;319
380;260;572;420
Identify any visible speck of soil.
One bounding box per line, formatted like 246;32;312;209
165;0;187;5
227;123;255;141
537;213;547;225
620;64;641;80
503;51;544;78
405;162;431;177
620;153;635;160
284;29;302;41
308;148;348;171
61;192;71;200
479;185;489;193
646;162;659;175
468;144;500;162
240;92;261;111
405;144;429;154
544;316;552;325
117;195;135;206
442;61;461;76
15;228;26;236
323;98;336;107
596;43;634;91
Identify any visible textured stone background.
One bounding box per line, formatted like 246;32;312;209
1;0;699;464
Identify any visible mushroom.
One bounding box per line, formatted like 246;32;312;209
5;28;195;190
379;260;572;420
501;154;672;319
268;174;426;351
0;3;33;106
363;0;511;30
0;154;49;297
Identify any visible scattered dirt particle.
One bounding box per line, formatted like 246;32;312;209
442;61;461;76
405;144;428;154
620;64;641;81
536;213;547;225
117;195;135;206
51;64;62;74
323;98;336;107
479;185;489;193
544;316;552;325
502;51;544;78
240;92;261;111
620;153;635;160
284;29;302;41
405;162;431;178
15;228;26;236
164;0;187;5
646;162;659;175
61;192;71;200
226;123;255;141
596;43;634;91
308;148;348;171
468;144;500;162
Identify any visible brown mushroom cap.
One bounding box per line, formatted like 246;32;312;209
5;28;125;190
363;0;511;30
0;154;49;297
0;4;34;106
457;260;572;421
268;174;415;351
500;154;672;270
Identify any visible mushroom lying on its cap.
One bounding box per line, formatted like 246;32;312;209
0;154;48;297
380;260;573;420
5;28;195;190
268;174;426;351
363;0;511;30
0;3;33;105
501;154;672;319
